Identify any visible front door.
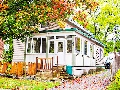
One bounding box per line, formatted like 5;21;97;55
56;41;65;65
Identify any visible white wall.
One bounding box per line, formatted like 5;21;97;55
75;54;83;66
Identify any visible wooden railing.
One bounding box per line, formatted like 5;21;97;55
36;57;53;73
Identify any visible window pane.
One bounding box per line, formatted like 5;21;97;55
27;38;32;53
75;37;80;52
33;38;41;53
67;40;72;53
92;45;94;57
84;41;87;55
33;38;37;53
81;39;82;54
90;44;94;57
42;38;46;53
49;41;54;53
100;48;103;58
58;42;63;52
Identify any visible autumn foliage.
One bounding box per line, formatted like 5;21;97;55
0;4;8;12
0;0;99;40
73;0;99;28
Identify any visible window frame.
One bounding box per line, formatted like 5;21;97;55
75;37;81;53
84;40;87;55
49;40;54;53
90;43;94;58
26;37;46;54
41;37;46;53
66;38;72;53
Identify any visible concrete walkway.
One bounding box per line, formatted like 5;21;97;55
50;70;111;90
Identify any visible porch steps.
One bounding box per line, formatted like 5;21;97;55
35;66;74;80
52;66;74;80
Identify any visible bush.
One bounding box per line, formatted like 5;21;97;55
96;67;105;72
88;69;95;74
107;69;120;90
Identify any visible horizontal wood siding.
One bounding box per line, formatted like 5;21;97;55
12;39;25;62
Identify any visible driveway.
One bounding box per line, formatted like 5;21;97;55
50;70;111;90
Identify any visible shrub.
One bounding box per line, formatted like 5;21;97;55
96;67;105;72
107;69;120;90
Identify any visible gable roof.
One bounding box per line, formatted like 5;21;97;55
66;18;94;37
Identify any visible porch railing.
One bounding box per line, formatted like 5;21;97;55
36;57;54;74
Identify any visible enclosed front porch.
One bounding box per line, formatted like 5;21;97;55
25;28;103;75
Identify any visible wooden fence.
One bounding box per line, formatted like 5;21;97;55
0;57;55;77
0;62;25;77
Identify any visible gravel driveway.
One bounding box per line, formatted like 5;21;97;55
50;70;111;90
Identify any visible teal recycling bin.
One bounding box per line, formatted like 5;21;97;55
66;65;72;75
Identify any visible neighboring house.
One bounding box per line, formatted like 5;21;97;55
12;19;104;76
0;38;4;61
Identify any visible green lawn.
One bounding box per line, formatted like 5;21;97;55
0;77;60;90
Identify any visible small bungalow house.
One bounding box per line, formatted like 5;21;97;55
12;18;104;76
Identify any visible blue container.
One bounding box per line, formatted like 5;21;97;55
66;65;72;75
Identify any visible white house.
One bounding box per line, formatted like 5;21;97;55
12;18;104;76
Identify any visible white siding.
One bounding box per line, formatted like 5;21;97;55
12;39;25;62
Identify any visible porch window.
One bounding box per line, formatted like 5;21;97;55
84;40;87;55
67;40;72;53
58;42;63;52
33;38;41;53
93;45;94;57
27;38;32;53
100;48;103;59
75;37;80;52
42;38;46;53
90;44;94;57
49;41;54;53
81;39;82;54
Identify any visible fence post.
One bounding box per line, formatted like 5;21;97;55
36;57;38;73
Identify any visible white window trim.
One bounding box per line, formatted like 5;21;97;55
48;40;55;54
66;39;72;54
41;37;46;53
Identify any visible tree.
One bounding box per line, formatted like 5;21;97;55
91;0;120;54
74;0;120;55
73;0;99;28
0;0;97;41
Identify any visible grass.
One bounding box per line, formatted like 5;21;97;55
0;77;60;90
